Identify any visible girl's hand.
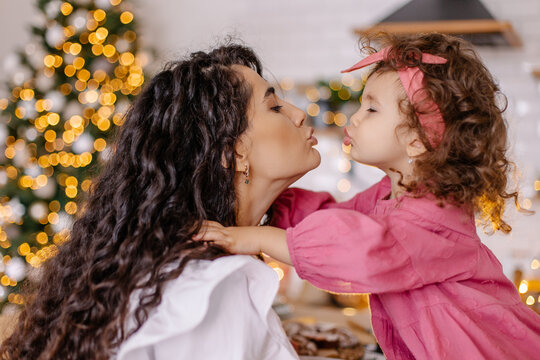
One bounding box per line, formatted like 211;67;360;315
193;221;292;265
193;220;262;255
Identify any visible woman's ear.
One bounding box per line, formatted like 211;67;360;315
221;134;251;170
232;135;250;171
406;137;427;158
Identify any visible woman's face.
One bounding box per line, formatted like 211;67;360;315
235;65;321;184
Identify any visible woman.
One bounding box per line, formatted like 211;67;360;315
0;44;320;359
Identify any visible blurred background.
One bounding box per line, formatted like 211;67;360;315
0;0;539;356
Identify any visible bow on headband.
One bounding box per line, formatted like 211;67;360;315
341;47;448;148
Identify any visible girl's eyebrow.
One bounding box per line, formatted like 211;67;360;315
364;93;380;104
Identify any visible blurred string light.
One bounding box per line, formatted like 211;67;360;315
519;280;529;294
521;258;540;312
0;0;151;310
268;261;285;281
337;178;351;193
296;73;365;129
342;307;357;317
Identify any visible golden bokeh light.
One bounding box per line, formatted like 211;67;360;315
77;69;91;82
334;113;348;127
305;87;320;102
64;65;77;77
94;138;107;151
94;9;106;22
87;19;99;31
18;243;30;256
96;27;109;41
337;178;351;193
519;280;528;294
307;103;320;117
92;44;104;56
65;201;78;215
48;113;61;126
103;44;116;57
36;232;48;244
44;55;55;67
119;52;135;66
60;2;73;16
69;43;82;55
44;130;57;142
279;77;294;91
120;11;134;24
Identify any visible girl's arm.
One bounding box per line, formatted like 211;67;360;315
193;221;292;265
284;208;479;294
197;205;479;295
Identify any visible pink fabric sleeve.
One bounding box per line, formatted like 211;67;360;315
271;176;390;229
286;209;478;294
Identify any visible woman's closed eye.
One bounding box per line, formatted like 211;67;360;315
271;105;283;113
367;107;377;113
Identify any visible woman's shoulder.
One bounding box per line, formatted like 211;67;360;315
164;255;280;312
181;254;275;283
116;255;282;359
148;254;278;322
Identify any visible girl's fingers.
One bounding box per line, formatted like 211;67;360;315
198;221;224;234
201;220;223;230
193;220;225;240
193;228;227;242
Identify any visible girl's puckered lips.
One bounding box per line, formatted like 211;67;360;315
343;127;352;146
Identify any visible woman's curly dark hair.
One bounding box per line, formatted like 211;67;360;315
0;43;262;359
362;33;521;233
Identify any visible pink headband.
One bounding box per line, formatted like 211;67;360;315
341;47;448;147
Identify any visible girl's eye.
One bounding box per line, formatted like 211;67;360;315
271;105;283;113
367;108;377;113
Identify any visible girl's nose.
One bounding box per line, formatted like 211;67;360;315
349;114;360;127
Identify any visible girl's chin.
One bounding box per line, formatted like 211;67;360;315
349;152;371;166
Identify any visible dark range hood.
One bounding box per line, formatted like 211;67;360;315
354;0;521;47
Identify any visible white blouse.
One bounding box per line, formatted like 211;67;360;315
116;255;299;360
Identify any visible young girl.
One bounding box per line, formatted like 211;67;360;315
195;33;540;359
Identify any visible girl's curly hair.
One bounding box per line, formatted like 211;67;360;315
364;33;520;233
0;43;262;359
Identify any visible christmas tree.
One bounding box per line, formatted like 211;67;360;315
0;0;149;312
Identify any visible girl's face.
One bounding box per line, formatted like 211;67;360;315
344;70;411;171
235;65;321;184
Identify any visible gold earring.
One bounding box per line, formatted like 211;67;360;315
244;165;250;184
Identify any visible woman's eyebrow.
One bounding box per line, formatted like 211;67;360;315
263;87;275;101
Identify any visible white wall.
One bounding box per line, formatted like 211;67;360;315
1;0;539;278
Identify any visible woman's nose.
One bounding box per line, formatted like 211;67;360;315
287;103;306;127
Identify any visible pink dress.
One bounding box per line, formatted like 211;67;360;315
272;176;540;359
